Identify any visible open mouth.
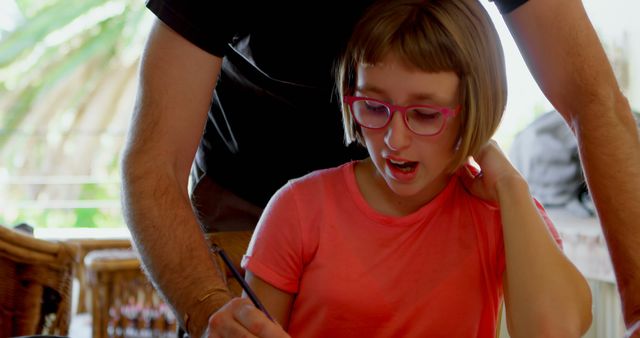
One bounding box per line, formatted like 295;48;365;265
388;158;418;173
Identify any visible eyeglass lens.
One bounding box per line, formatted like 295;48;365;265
352;99;445;135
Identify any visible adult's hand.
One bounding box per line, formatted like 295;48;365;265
205;298;291;338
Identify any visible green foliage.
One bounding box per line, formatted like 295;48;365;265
0;0;150;229
1;0;147;145
0;206;124;229
0;0;105;66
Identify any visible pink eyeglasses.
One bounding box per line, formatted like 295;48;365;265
344;96;460;136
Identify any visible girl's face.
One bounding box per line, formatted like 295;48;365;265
355;52;461;209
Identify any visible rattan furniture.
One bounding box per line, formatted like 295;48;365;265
66;238;132;314
84;248;177;338
0;225;75;337
82;231;253;338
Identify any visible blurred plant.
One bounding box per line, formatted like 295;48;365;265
0;0;152;228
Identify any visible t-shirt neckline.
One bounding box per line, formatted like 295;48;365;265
342;161;459;227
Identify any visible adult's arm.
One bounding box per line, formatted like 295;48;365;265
502;0;640;331
121;19;228;338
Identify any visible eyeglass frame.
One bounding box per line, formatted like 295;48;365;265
344;95;460;136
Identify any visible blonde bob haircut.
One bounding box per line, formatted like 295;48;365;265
336;0;507;172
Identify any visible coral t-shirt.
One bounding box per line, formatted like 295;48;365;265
242;162;561;338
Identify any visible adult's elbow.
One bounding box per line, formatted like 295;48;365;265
560;83;631;131
120;140;149;190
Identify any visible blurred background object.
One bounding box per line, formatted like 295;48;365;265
0;0;152;229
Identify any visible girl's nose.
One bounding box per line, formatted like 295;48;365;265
384;111;411;151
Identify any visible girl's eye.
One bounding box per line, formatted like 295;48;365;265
364;101;388;113
411;109;442;121
417;113;438;120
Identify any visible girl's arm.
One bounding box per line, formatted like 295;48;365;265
462;141;592;337
498;176;591;337
245;272;296;329
207;182;301;337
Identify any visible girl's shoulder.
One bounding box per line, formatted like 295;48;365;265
286;161;354;191
451;174;501;212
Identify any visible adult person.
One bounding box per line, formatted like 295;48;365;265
120;0;640;337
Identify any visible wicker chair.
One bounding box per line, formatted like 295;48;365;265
66;238;132;314
0;225;75;337
84;248;178;338
81;231;252;338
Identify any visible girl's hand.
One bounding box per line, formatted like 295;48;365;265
460;140;526;202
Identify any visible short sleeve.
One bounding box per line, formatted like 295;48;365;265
146;0;243;57
241;182;304;294
490;0;529;14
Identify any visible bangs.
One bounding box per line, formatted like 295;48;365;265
338;0;506;161
350;3;467;76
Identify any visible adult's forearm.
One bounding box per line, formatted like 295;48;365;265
121;19;229;337
121;154;231;337
504;0;640;326
498;177;592;337
575;95;640;325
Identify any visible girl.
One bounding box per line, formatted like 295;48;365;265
217;0;592;336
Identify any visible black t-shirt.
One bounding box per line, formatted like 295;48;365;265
146;0;527;207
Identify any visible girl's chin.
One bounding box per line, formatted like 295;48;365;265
384;179;426;197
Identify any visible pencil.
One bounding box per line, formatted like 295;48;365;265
213;246;274;322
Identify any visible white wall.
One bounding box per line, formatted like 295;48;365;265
482;0;640;149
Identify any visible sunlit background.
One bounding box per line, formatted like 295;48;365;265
1;0;639;230
1;0;151;229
